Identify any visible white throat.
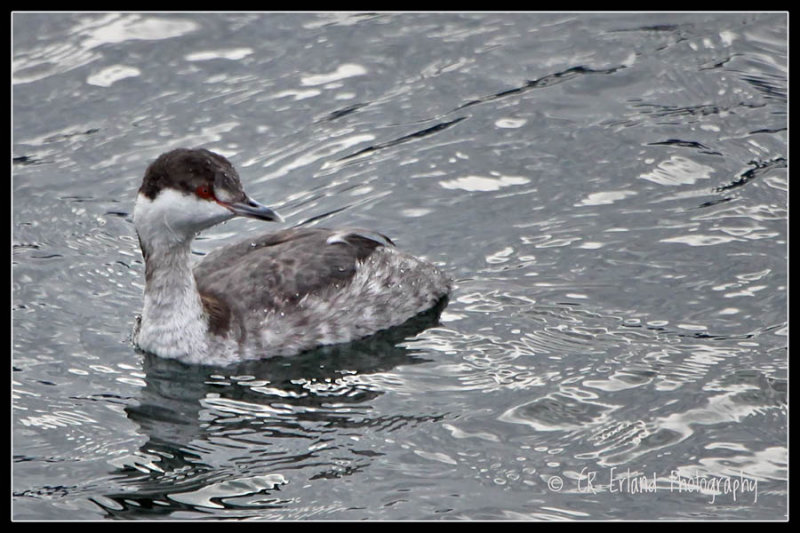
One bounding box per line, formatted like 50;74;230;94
132;191;232;361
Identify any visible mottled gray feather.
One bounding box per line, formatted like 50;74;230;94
194;227;389;311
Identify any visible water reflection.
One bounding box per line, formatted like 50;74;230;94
94;303;445;518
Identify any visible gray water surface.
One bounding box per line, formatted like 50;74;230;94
12;12;787;520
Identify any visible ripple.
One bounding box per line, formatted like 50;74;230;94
167;474;287;509
81;14;198;47
413;449;458;466
660;234;740;246
500;393;618;431
575;190;638;206
300;63;367;86
439;175;530;192
259;133;375;181
639;155;714;186
697;445;787;483
86;65;141;87
441;423;500;443
495;117;527;129
18;410;97;430
485;246;515;264
13;14;199;85
185;48;253;62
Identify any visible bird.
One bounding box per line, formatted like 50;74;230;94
132;148;451;365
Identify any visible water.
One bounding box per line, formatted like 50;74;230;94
12;12;787;520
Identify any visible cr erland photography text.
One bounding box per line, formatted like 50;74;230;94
546;466;758;505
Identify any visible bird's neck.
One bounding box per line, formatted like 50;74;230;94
135;236;210;360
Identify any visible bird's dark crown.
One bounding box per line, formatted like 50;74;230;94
139;148;246;201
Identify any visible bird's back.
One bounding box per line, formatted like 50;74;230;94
193;227;451;357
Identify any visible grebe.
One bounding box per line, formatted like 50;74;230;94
132;148;451;365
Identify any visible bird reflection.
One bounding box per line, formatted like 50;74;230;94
94;299;447;518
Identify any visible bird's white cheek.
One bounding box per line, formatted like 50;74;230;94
134;190;234;240
179;198;234;231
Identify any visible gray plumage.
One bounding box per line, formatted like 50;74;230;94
195;227;451;358
133;148;452;364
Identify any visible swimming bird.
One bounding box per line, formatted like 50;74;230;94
132;148;451;365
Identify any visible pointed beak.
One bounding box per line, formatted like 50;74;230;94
223;195;284;223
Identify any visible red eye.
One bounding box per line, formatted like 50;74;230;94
196;185;214;200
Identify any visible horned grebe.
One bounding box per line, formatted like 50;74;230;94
132;148;451;365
